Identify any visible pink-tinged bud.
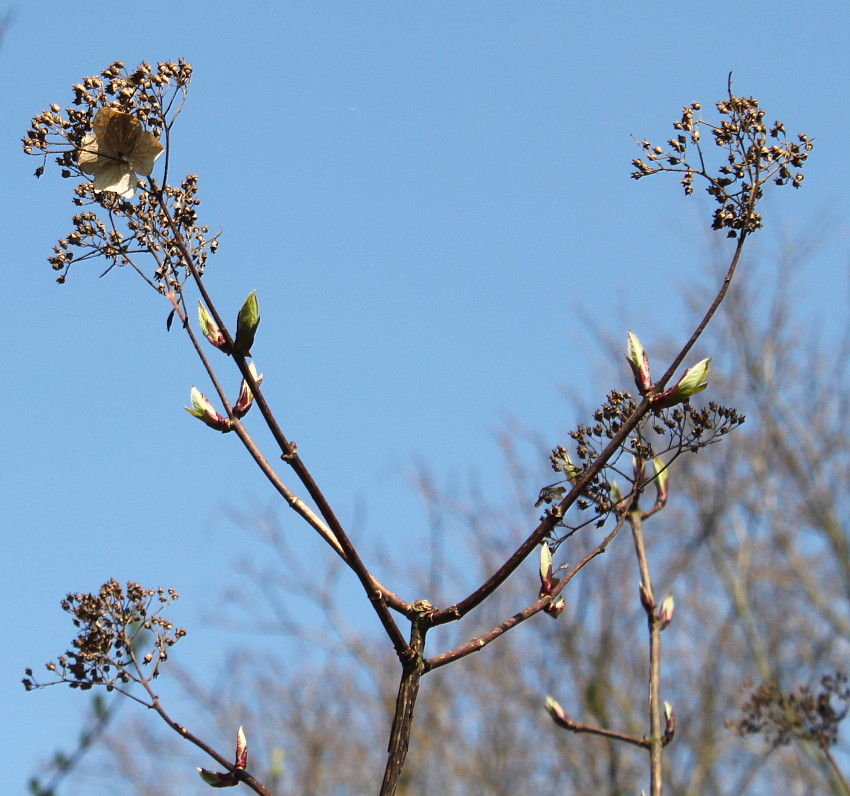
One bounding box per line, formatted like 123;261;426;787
626;330;653;394
538;542;561;597
235;726;248;770
539;542;553;587
545;696;570;728
664;700;675;737
185;387;233;432
196;767;238;787
609;480;622;504
233;363;263;418
651;358;711;409
652;457;669;507
639;582;654;612
544;596;566;618
198;302;226;349
657;593;674;629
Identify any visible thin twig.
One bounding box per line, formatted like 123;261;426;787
131;647;272;795
549;710;649;749
425;515;626;671
431;220;750;629
821;742;850;795
151;183;411;658
629;507;664;796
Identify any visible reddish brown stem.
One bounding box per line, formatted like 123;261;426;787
425;516;626;671
630;508;664;796
430;227;749;629
550;711;650;749
380;608;430;796
821;741;850;795
151;184;411;659
131;651;271;796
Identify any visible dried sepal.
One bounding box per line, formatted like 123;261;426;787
544;596;566;619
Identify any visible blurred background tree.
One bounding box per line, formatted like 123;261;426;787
32;232;850;795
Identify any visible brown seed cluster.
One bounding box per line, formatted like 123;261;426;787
22;579;185;693
729;674;850;749
538;392;744;540
24;60;218;288
632;87;813;237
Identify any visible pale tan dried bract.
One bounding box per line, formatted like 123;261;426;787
77;107;163;198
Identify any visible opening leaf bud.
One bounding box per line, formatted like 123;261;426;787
185;387;232;432
196;767;238;787
198;302;226;349
657;593;674;629
233;362;263;418
652;457;669;506
234;290;260;356
626;330;653;393
235;725;248;769
651;358;711;409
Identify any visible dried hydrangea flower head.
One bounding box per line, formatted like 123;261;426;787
77;107;163;198
22;60;213;285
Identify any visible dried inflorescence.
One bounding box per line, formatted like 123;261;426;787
729;674;850;750
631;85;813;237
536;391;744;539
22;579;186;694
23;60;218;288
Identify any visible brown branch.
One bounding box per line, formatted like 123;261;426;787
152;184;411;659
629;507;665;796
821;741;850;796
549;709;650;749
424;516;626;671
146;695;271;796
130;650;272;796
430;227;750;629
380;604;432;796
170;296;348;557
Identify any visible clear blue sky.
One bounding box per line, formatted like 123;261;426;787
2;1;848;791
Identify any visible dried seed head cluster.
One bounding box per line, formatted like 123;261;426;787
24;60;218;288
22;579;185;694
729;674;850;750
632;86;812;237
537;391;743;540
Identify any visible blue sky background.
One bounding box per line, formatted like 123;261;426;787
2;1;848;792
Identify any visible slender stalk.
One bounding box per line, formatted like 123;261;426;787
549;711;649;749
425;516;626;671
821;742;850;795
132;651;271;795
629;508;664;796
